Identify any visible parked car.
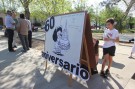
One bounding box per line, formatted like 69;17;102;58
129;38;134;43
32;25;38;32
2;26;8;37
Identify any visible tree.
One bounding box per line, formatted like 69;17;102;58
73;0;98;29
100;0;135;32
0;0;6;13
30;0;72;20
99;7;125;24
122;0;135;20
20;0;33;19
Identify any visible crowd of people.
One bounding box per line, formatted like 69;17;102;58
5;10;32;52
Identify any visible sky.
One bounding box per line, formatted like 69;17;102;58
74;0;125;9
73;0;135;17
85;0;104;7
17;0;135;17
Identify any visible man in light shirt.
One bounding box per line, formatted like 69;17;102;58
5;10;15;52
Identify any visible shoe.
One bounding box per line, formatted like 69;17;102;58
13;45;17;48
129;56;133;59
105;69;110;75
100;71;107;78
91;70;98;75
9;50;16;52
21;50;27;52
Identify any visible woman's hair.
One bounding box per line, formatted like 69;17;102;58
106;18;115;24
53;27;62;42
20;14;25;19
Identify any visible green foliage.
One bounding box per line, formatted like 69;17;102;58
99;7;128;32
92;30;104;33
100;7;124;24
122;29;135;33
30;0;72;20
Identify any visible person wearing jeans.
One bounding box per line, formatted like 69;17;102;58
5;10;15;52
17;14;29;52
18;34;29;52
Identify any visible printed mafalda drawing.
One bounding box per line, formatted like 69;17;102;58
52;21;70;56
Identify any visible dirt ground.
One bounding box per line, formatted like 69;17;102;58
32;39;44;50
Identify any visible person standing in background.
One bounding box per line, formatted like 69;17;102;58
5;10;15;52
17;14;29;52
12;11;18;48
26;19;32;48
100;18;119;78
129;37;135;58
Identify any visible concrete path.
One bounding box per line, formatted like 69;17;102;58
0;31;135;89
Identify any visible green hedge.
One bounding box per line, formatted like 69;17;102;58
92;29;135;33
92;30;104;33
122;29;135;33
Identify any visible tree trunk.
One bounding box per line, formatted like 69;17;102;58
1;0;6;13
25;7;30;20
122;0;135;20
117;0;135;33
20;0;31;20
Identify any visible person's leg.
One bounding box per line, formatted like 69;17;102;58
7;29;11;51
24;35;29;50
11;30;14;49
19;34;27;51
108;56;113;70
101;54;109;71
105;46;115;75
28;31;32;48
105;55;113;75
131;52;133;57
12;31;18;47
7;29;14;51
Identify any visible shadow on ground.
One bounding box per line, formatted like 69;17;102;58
33;65;124;89
98;59;125;69
0;47;24;71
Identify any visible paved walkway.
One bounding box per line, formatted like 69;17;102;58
0;31;135;89
32;31;134;43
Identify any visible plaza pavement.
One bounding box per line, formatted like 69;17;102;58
0;31;135;89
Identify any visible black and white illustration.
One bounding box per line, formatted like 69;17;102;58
52;21;70;56
44;12;87;80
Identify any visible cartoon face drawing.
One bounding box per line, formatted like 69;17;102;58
57;30;62;39
53;27;62;42
52;23;70;56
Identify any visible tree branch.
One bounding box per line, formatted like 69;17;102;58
20;0;25;7
122;0;135;20
122;0;128;6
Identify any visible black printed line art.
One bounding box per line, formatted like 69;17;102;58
52;20;70;56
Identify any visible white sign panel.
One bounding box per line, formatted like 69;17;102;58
42;12;89;81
